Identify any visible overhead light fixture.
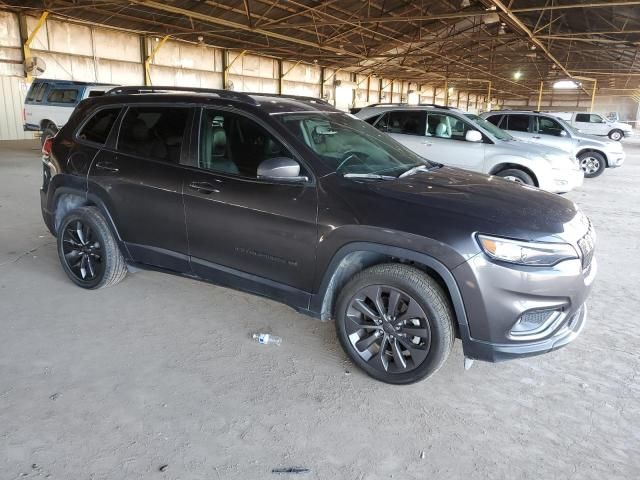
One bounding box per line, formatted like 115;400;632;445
461;0;471;7
553;80;580;89
498;23;506;35
514;70;522;80
483;13;500;25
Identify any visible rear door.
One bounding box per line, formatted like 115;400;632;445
87;104;193;271
374;110;432;159
182;107;318;296
500;114;535;142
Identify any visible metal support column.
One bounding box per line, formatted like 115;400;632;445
145;35;170;86
590;80;597;112
537;81;544;110
20;11;49;83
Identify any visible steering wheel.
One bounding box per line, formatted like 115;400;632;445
336;150;368;173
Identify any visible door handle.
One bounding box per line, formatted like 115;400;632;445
188;181;220;194
95;161;119;172
532;136;541;139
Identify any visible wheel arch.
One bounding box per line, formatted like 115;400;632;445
488;163;539;187
311;242;469;336
577;148;608;167
40;119;58;131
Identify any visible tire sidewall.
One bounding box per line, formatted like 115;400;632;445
497;169;534;185
57;209;109;289
335;269;452;384
608;129;622;141
579;152;606;178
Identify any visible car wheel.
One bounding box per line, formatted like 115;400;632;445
41;123;58;146
608;129;623;141
578;151;606;178
496;168;534;185
57;206;127;289
335;263;455;385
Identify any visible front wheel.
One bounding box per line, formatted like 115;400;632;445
578;151;606;178
496;168;534;185
608;129;623;141
335;264;455;384
57;207;127;289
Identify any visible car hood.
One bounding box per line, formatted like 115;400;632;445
500;138;567;157
363;166;588;243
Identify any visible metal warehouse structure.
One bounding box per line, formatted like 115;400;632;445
1;1;639;138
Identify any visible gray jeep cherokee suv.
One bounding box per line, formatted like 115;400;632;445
41;87;596;384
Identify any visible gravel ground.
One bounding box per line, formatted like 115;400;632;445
1;138;639;480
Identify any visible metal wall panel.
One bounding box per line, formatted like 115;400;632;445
0;76;31;140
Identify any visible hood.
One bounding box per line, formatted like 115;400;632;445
502;138;569;158
572;131;622;149
362;166;588;244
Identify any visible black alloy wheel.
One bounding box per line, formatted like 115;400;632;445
344;285;431;373
61;219;104;284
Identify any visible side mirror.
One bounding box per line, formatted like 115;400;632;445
560;130;568;137
465;130;483;143
257;157;308;182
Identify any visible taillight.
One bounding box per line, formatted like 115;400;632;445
42;137;53;156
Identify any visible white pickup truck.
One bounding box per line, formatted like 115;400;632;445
551;111;633;141
24;78;116;144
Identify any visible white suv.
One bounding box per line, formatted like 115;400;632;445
552;112;633;141
355;104;583;194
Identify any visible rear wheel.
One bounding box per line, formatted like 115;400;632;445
608;129;623;141
335;264;455;384
496;168;534;186
57;207;127;289
578;151;606;178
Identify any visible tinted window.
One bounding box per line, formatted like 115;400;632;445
364;115;380;126
536;116;565;137
199;109;293;178
427;112;473;141
485;114;503;127
47;89;79;104
33;83;48;102
26;83;43;101
118;107;189;163
505;114;530;132
88;90;106;98
387;111;426;135
575;113;590;122
78;108;121;145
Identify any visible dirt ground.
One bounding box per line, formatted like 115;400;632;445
1;138;638;480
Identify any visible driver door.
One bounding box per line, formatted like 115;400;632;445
424;112;485;172
181;108;318;294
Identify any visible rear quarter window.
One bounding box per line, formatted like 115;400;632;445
47;88;80;104
77;107;121;145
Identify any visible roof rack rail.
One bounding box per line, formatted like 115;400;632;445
365;102;408;107
247;92;332;106
416;103;452;109
105;86;259;105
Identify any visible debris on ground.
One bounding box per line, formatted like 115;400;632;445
271;467;311;474
420;451;426;459
49;393;60;401
159;464;169;472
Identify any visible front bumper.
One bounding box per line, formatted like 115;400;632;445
452;252;596;363
606;150;625;168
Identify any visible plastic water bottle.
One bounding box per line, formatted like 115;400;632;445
252;333;282;346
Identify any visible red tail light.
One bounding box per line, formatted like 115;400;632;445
42;137;53;156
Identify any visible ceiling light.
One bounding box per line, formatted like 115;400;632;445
461;0;471;7
498;23;506;35
514;71;522;80
553;80;580;89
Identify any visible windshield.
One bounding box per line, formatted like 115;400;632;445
276;112;436;176
465;113;513;141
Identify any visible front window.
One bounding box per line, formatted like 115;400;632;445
535;116;566;137
465;113;513;141
277;112;434;176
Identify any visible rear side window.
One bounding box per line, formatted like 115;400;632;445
387;111;426;135
117;106;190;163
27;82;48;102
78;108;121;145
47;88;79;104
485;115;503;127
505;114;530;132
575;113;590;122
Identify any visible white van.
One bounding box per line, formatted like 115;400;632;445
550;111;632;141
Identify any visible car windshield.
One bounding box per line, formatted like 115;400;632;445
276;112;436;177
465;113;513;141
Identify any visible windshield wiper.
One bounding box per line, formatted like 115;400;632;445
399;164;431;178
343;173;396;180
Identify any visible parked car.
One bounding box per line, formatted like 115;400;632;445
40;87;596;384
354;104;583;194
481;110;625;178
551;111;633;141
24;78;116;143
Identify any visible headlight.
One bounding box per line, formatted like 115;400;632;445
477;234;579;266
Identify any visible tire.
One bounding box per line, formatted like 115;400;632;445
41;123;57;146
578;151;606;178
57;206;127;289
608;129;623;141
335;263;455;385
496;168;535;186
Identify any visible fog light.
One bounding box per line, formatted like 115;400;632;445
509;308;563;340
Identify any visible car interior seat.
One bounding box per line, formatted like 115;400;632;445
435;117;452;138
202;119;239;174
